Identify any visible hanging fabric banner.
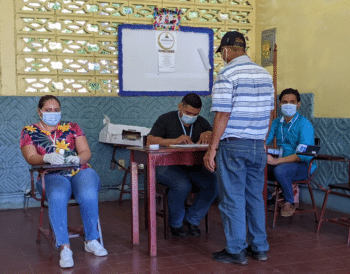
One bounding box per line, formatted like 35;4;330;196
153;8;182;31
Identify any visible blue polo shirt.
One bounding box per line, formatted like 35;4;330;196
266;112;317;172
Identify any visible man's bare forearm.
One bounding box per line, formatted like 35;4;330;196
207;112;230;152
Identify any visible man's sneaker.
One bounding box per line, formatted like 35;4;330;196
59;246;74;268
212;249;248;265
170;226;187;237
245;246;267;261
184;220;201;237
85;240;108;256
281;202;296;217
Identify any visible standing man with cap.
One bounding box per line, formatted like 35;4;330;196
204;31;274;265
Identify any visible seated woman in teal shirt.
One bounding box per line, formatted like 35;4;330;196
266;88;316;217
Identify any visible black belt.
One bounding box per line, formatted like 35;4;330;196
223;137;240;141
223;137;263;142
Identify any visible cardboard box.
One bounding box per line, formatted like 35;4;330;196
99;115;151;147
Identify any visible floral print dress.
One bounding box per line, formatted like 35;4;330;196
20;121;90;176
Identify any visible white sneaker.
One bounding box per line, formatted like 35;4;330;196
84;240;108;256
59;246;74;268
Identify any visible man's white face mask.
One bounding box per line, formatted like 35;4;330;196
223;48;228;66
281;103;297;117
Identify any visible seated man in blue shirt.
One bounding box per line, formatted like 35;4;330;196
266;88;316;217
147;93;217;237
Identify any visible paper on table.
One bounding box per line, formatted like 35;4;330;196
169;144;209;148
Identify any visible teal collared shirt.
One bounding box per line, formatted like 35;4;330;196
266;112;317;172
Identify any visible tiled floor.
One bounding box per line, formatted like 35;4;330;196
2;200;350;274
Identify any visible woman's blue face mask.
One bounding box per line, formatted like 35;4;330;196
40;110;61;126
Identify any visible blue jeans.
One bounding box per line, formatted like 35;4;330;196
268;162;309;204
216;138;269;254
36;168;101;247
156;165;217;228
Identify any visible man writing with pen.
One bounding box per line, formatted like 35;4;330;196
147;93;218;238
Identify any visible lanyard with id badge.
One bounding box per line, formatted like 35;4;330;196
267;115;297;158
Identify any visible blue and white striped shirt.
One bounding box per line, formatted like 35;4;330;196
211;55;274;140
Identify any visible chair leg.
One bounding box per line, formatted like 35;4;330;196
37;206;45;243
205;212;209;234
317;190;330;236
97;217;104;247
24;193;29;211
118;170;129;205
49;225;54;259
306;182;319;222
272;187;280;229
164;190;170;239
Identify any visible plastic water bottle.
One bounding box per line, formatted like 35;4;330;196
58;149;66;164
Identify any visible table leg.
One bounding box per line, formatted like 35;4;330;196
147;159;157;257
144;165;148;230
131;160;139;245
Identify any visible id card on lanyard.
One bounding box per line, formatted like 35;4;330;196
280;113;299;143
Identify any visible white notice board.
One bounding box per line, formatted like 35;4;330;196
118;24;214;96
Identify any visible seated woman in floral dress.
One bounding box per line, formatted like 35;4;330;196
20;95;107;269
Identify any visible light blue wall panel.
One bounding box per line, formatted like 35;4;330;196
0;95;213;208
1;94;350;214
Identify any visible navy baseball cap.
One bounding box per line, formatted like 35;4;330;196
216;31;246;53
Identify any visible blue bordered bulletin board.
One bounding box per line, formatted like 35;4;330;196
118;24;214;96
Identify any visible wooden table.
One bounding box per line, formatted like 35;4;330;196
128;146;208;257
129;146;269;257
